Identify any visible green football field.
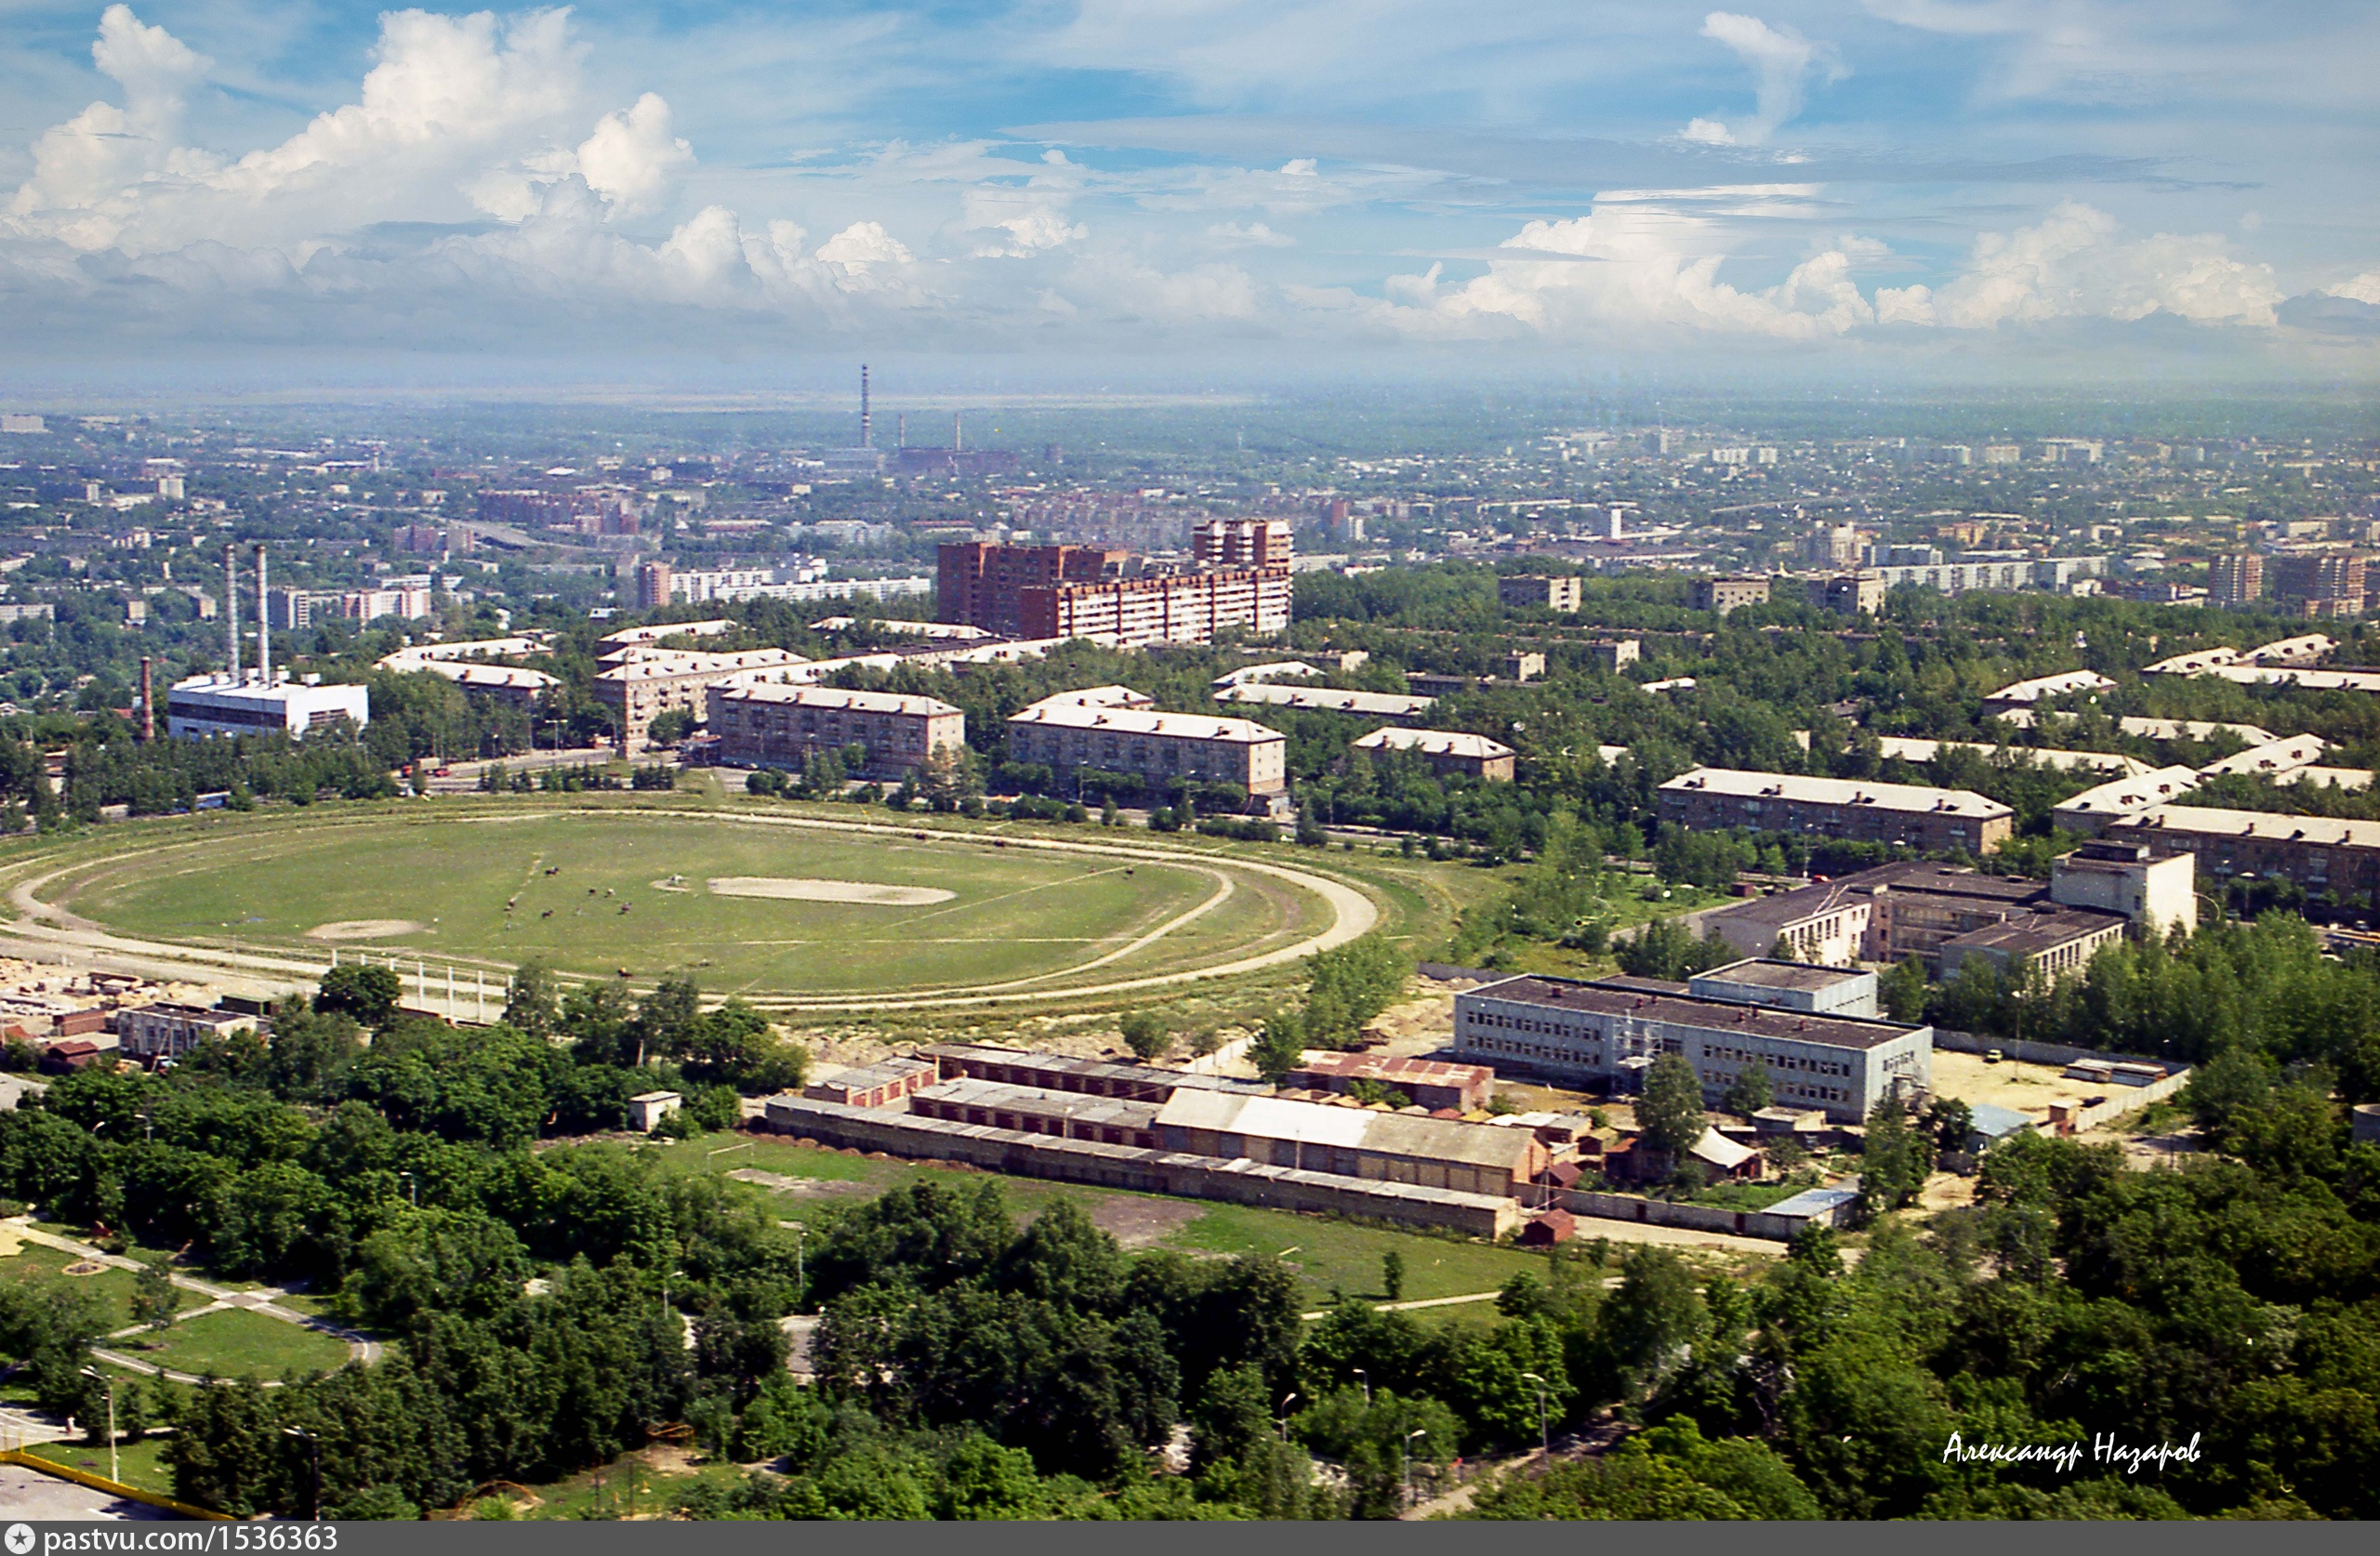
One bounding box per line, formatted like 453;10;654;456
46;809;1331;996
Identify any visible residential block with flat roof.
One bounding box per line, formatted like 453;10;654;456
1007;693;1288;798
707;682;964;776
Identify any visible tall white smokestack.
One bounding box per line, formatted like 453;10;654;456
860;364;872;449
254;544;271;686
954;411;963;453
222;543;241;683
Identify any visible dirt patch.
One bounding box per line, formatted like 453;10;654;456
709;877;955;906
1083;1195;1202;1248
62;1259;108;1276
306;918;427;941
726;1167;875;1199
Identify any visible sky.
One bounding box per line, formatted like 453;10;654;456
2;1;2377;382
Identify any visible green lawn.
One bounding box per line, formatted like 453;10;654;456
24;1433;178;1499
46;806;1330;996
663;1135;1566;1315
0;1243;141;1330
126;1307;352;1380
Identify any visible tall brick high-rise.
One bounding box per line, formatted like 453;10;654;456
938;538;1289;646
2210;553;2263;609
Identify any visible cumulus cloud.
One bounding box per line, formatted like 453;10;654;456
574;93;694;216
1325;194;2288;343
2330;271;2380;305
1208;221;1295;246
1682;11;1845;146
8;7;588;255
814;220;913;270
11;5;213;232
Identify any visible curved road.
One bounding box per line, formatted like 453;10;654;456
0;805;1386;1015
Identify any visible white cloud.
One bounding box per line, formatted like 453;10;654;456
10;5;213;229
2329;271;2380;306
574;93;693;216
7;7;588;255
1682;11;1844;146
814;219;913;269
1208;221;1295;247
963;186;1085;257
1928;201;2283;327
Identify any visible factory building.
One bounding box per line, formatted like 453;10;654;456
166;675;370;741
1657;768;2014;854
1152;1091;1546;1196
1282;1052;1497;1113
116;1002;260;1062
1006;694;1288;798
1452;973;1934;1123
1697;847;2193;971
707;682;964;776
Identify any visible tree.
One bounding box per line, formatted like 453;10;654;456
1882;956;1929;1023
1250;1009;1305;1084
1636;1053;1708;1160
1381;1251;1405;1302
1721;1061;1772;1120
1118;1011;1173;1063
1857;1095;1932;1220
129;1256;180;1333
502;960;559;1038
316;965;400;1027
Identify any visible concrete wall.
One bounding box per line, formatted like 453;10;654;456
763;1096;1521;1238
1562;1188;1853;1243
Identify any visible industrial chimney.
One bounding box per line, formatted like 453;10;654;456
139;656;153;742
222;543;241;683
860;363;872;449
896;412;906;449
954;411;963;453
254;544;271;686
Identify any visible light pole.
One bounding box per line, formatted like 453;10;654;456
1403;1427;1428;1511
1522;1370;1550;1463
284;1426;321;1521
1277;1392;1297;1443
1353;1367;1368;1407
78;1366;115;1485
398;1170;416;1207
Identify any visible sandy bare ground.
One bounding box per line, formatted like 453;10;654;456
707;876;956;905
1083;1195;1203;1248
305;918;427;940
725;1167;874;1199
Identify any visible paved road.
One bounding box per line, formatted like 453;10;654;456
0;1462;176;1519
9;1220;380;1384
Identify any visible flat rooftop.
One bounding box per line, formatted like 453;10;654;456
1943;907;2126;958
1694;958;1866;993
1660;768;2012;822
1471;975;1926;1051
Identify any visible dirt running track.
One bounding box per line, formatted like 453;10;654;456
0;807;1384;1016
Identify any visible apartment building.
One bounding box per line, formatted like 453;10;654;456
1024;565;1293;645
1191;520;1293;568
707;682;964;776
1215;682;1437;725
1690;575;1771;616
594;648;807;749
1006;692;1289;798
2109;806;2380;900
1498;574;1581;612
1452;975;1934;1123
1351;727;1516;781
2211;553;2264;608
1658;768;2015;853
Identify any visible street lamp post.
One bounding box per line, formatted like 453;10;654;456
1353;1367;1368;1406
398;1171;416;1207
1521;1371;1551;1463
284;1427;321;1521
1403;1427;1429;1511
1277;1392;1297;1443
78;1367;115;1485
